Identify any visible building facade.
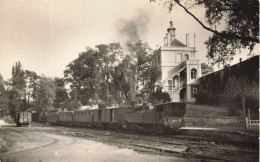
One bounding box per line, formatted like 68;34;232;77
151;21;201;103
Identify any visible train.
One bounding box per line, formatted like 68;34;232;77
48;102;186;133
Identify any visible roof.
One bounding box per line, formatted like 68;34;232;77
25;107;38;112
170;39;186;47
163;64;186;83
49;109;58;112
80;105;99;110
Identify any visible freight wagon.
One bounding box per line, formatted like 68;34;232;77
15;111;32;126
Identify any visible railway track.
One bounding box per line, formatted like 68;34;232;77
36;125;258;162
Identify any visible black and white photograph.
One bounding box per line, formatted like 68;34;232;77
0;0;259;161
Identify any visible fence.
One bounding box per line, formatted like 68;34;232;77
246;117;259;133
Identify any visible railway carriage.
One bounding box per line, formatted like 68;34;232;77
48;110;59;125
58;111;74;124
73;109;95;125
48;102;186;133
101;107;128;128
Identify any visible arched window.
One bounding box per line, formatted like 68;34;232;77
168;80;172;90
191;68;197;79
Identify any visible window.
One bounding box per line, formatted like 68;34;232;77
193;87;197;93
191;68;197;79
191;86;198;98
174;79;178;87
168;80;172;90
184;54;189;61
176;53;182;62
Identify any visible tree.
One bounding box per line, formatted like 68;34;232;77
149;87;171;104
201;62;214;75
11;62;26;90
127;41;153;86
144;66;162;95
24;70;39;107
64;48;98;104
0;74;8;116
61;99;82;111
151;0;259;65
111;55;137;105
64;43;124;106
34;77;56;112
95;43;123;103
53;78;68;108
7;62;26;117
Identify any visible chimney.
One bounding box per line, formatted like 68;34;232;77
164;36;168;46
167;33;171;47
186;33;189;47
239;58;242;63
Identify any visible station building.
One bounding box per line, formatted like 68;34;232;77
151;21;201;103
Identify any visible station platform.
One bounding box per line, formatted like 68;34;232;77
179;126;259;148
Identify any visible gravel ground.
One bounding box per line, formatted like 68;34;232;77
0;121;258;162
0;122;187;162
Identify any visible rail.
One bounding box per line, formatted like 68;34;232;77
246;117;259;133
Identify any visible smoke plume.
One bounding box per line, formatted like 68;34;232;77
116;8;151;45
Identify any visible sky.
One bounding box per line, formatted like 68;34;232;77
0;0;258;80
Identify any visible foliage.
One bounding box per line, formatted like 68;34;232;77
34;77;56;111
64;41;160;106
61;99;82;111
196;56;259;117
24;70;39;107
6;62;26;117
53;78;68;108
201;62;214;75
127;41;153;86
127;41;163;103
111;55;137;105
149;87;171;104
0;74;8;116
11;62;26;90
144;66;162;95
64;43;124;106
199;56;259;95
151;0;259;65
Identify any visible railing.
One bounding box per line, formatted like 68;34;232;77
246;117;259;133
165;81;185;96
166;65;186;83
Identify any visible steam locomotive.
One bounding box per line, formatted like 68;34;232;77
48;102;186;133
